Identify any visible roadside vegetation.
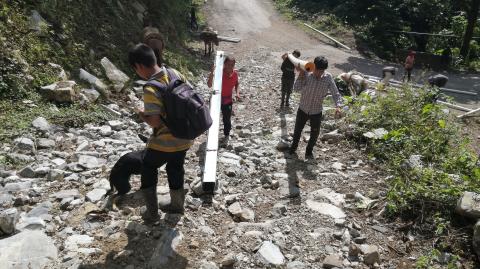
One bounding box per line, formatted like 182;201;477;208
0;0;204;143
273;0;480;71
344;86;480;266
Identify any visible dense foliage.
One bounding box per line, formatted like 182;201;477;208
346;86;480;224
274;0;480;70
0;0;201;142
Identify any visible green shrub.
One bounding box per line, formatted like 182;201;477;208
345;85;480;217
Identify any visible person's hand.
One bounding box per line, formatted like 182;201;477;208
235;92;241;102
136;107;146;120
334;107;342;119
134;106;143;114
295;63;302;72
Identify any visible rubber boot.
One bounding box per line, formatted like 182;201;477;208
101;193;126;211
141;187;160;224
159;189;185;214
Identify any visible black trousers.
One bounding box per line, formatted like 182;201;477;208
109;151;143;195
141;149;187;190
221;103;232;136
281;77;294;106
109;149;187;194
404;68;412;82
290;109;322;155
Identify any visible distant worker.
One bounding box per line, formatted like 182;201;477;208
403;50;416;82
207;55;240;146
280;50;301;108
381;66;396;85
428;74;448;88
190;5;198;31
336;71;369;96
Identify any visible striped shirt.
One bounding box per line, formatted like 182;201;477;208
143;67;193;152
294;71;342;115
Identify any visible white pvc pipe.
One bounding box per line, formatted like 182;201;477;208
437;101;472;112
202;51;225;192
304;23;351;50
286;53;315;72
458;107;480;118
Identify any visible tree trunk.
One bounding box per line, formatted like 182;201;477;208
460;0;480;58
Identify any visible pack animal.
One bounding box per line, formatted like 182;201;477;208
199;30;219;56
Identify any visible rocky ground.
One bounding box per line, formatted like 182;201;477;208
1;0;479;268
1;47;464;269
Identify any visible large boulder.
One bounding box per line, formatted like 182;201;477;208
256;241;285;265
79;68;108;96
13;137;36;153
40;80;76;103
29;10;50;33
31;117;51;132
0;208;19;235
101;57;129;92
0;230;57;268
456;192;480;218
80;88;101;103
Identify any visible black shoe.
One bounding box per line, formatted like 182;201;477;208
285;151;298;159
286;147;297;157
305;152;315;160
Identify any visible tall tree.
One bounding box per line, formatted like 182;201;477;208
460;0;480;58
398;0;451;52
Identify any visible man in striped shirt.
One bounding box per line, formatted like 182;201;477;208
128;44;192;223
289;56;342;160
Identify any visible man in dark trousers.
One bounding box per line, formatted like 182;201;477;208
280;50;301;108
128;44;193;223
289;56;342;160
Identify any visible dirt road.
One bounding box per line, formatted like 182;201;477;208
206;0;480;107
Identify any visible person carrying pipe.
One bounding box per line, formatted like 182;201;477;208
289;56;342;160
207;55;240;146
280;50;301;108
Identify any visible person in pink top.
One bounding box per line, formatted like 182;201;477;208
207;56;240;145
403;50;416;82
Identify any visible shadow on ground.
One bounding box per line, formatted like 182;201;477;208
79;219;187;269
278;109;320;203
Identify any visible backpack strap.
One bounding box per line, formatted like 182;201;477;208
144;79;170;128
164;67;187;90
145;80;167;91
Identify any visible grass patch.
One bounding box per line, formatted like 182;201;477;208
0;93;112;143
